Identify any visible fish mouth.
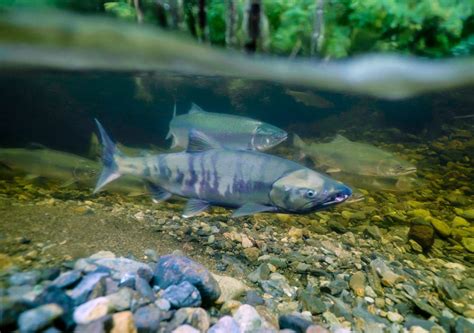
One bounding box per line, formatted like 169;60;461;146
321;193;351;206
395;167;417;176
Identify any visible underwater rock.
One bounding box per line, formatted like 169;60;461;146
370;259;403;287
73;296;111;325
35;286;74;329
0;297;30;328
349;271;366;297
153;255;220;304
455;316;474;333
133;304;161;333
242;290;265;307
94;258;153;282
279;314;313;333
9;271;41;286
430;218;452;237
248;263;271;283
110;311;136;333
452;216;470;228
243;247;261;262
408;221;435;251
213;274;248;304
260;273;297;299
169;307;210;333
321;279;349;296
299;290;326;314
135;277;156;302
18;303;63;333
51;270;82;289
461;237;474;252
162;281;202;308
208;316;240;333
233;304;263;333
105;287;134;312
70;272;108;306
74;314;112;333
172;325;200;333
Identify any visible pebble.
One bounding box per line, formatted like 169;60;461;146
9;271;40;286
70;272;108;306
153;255;221;304
18;303;63;333
279;314;313;333
110;311;137;333
387;311;404;323
243;247;261;262
51;270;82;289
408;221;434;250
135;276;156;301
133;304;161;333
213;274;248;304
430;218;451;237
73;296;111;325
233;304;263;333
162;281;202;308
349;271;366;297
248;263;271;283
169;307;210;332
208;316;240;333
106;287;134;311
461;237;474;252
370;259;402;287
172;325;200;333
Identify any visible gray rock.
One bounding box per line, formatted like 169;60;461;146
248;264;271;283
320;279;348;296
35;285;75;330
233;304;263;333
0;297;29;328
18;303;63;333
279;314;313;333
106;287;134;311
260;274;296;299
169;307;210;333
404;315;436;331
455;317;474;333
94;257;154;281
118;273;136;289
73;314;112;333
162;281;202;308
213;274;248;304
208;316;240;333
154;255;220;304
9;271;41;286
133;304;161;333
155;298;171;311
364;226;382;240
300;290;326;314
73;297;110;325
70;273;108;306
135;277;156;301
172;325;200;333
51;270;82;289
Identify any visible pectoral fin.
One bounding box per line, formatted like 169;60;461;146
186;130;221;153
146;182;172;203
232;203;277;218
182;199;210;218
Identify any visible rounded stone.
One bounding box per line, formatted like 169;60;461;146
18;304;63;333
73;297;110;325
153;255;220;304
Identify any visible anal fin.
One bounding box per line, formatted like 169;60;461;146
146;182;172;203
232;203;276;218
182;198;210;218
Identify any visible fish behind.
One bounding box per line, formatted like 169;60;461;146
167;103;287;151
94;120;352;218
293;134;417;177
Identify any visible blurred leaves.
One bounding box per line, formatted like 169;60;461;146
0;0;472;58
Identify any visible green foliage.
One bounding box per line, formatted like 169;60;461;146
0;0;472;58
104;1;136;21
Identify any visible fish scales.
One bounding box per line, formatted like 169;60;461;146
135;150;300;207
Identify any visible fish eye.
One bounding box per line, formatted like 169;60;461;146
306;190;316;198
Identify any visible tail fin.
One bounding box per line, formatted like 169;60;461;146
93;119;122;193
293;134;306;148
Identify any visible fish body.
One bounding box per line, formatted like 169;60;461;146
95;120;351;217
285;89;334;109
293;134;416;177
0;147;146;195
167;103;287;151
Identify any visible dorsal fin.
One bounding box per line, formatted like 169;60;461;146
332;134;350;143
189;103;206;114
187;129;221;152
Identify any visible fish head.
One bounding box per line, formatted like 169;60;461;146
377;159;417;177
251;124;288;151
270;169;352;213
